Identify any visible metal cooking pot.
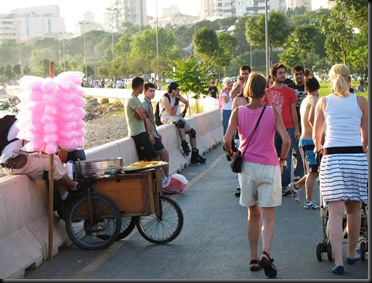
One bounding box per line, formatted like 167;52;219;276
76;157;123;178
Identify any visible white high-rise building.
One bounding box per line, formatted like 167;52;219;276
8;5;66;41
104;0;147;32
286;0;312;11
200;0;287;19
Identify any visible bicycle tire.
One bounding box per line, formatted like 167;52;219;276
117;216;136;240
65;193;121;250
136;196;183;244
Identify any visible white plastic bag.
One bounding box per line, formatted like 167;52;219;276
163;173;188;193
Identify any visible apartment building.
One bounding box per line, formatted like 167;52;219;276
0;14;20;42
7;5;66;41
104;0;147;32
201;0;291;19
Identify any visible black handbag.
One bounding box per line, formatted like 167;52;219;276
230;106;266;173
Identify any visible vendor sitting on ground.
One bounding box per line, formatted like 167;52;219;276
159;81;206;164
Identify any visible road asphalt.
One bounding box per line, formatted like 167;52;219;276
23;144;369;280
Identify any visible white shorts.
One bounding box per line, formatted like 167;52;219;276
239;162;282;208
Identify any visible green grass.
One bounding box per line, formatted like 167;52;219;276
319;82;368;99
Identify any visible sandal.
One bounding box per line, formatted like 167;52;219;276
260;251;277;278
250;259;262;271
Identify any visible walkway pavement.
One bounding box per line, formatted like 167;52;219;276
23;144;369;280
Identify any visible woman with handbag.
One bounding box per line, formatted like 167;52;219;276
223;72;290;278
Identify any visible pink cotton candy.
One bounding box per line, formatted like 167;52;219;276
16;72;86;154
45;143;58;154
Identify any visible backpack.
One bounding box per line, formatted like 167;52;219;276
154;93;170;126
0;114;18;155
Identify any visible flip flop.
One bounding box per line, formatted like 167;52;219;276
260;251;277;278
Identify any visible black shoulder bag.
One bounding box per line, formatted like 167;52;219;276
230;106;266;173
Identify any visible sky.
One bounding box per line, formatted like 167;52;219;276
2;0;326;33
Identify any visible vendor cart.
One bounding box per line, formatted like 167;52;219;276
63;158;184;250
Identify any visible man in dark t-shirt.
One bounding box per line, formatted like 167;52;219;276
208;80;218;98
287;65;307;181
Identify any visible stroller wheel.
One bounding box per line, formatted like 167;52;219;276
327;243;334;261
360;242;367;260
316;242;323;261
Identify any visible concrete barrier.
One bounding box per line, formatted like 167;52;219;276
0;106;223;279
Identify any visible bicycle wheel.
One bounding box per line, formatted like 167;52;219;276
117;216;136;240
65;193;121;250
136;196;183;244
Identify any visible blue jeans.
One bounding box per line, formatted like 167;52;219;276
222;109;232;135
275;128;296;191
292;136;304;178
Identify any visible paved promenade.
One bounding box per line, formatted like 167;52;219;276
24;144;369;280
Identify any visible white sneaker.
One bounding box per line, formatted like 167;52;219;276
162;176;171;189
303;200;320;209
289;183;301;205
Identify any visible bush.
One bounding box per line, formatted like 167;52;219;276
101;98;109;104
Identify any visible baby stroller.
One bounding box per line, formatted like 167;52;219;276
315;185;368;261
315;152;368;261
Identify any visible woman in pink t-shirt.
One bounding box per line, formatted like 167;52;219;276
223;72;290;278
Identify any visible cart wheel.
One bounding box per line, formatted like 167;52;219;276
327;243;334;261
117;216;136;240
316;242;323;261
136;196;183;244
65;193;121;250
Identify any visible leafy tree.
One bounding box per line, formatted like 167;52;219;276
320;5;353;65
12;64;22;78
192;27;219;64
4;64;14;80
279;24;317;68
233;16;250;55
130;28;180;63
167;56;209;113
245;10;291;67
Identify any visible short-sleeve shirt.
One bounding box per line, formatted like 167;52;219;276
208;85;218;98
124;94;146;137
141;96;159;139
263;85;297;129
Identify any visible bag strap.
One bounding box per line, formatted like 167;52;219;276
241;106;266;157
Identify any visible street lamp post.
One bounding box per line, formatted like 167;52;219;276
80;21;88;78
265;0;269;77
106;7;118;61
155;0;159;80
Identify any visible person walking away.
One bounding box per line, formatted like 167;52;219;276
287;76;320;209
208;80;218;98
141;82;171;188
230;82;250;197
160;82;206;164
313;64;368;275
263;63;300;196
223;72;290;278
287;65;307;181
